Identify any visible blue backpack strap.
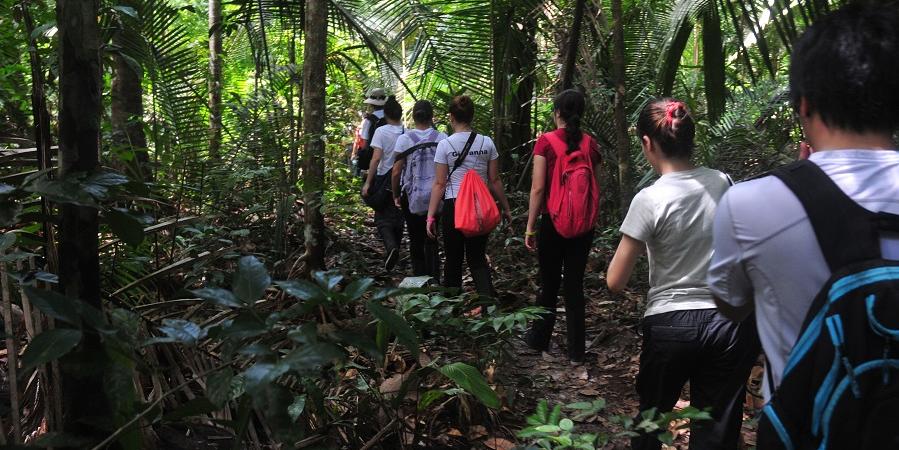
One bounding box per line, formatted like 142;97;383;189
772;160;883;270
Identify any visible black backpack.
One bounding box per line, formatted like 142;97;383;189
757;159;899;450
356;113;387;171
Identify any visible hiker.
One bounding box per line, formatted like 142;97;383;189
523;89;601;363
392;100;447;279
708;5;899;449
426;95;512;300
607;99;759;450
362;95;406;271
354;88;388;176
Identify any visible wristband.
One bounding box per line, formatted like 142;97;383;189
525;230;537;237
426;216;436;224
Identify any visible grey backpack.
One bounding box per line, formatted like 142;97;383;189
397;129;440;215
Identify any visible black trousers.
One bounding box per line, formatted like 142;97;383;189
527;215;594;360
632;309;760;450
374;200;404;256
441;199;494;298
401;195;440;278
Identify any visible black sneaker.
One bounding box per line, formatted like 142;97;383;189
385;248;399;272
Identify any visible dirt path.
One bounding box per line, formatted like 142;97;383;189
332;206;761;449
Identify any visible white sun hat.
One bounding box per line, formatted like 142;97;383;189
364;87;387;106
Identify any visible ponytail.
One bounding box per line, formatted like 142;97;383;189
553;89;586;154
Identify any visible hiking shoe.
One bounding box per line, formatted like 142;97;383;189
385;248;399;272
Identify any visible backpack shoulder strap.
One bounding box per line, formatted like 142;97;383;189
543;132;567;157
771;159;881;270
449;132;478;177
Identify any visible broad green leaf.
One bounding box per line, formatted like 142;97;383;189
535;424;561;433
22;328;82;370
233;256;270;303
105;208;145;247
243;363;288;394
207;368;234;407
147;319;206;345
111;5;138;18
288;395;306;422
342;278;373;301
313;271;343;291
276;280;326;301
559;418;574;431
437;362;500;409
280;343;344;374
367;301;419;359
192;287;243;308
218;313;267;340
87;171;130;187
417;389;446;410
23;286;81;326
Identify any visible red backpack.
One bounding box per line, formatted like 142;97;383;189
543;132;599;238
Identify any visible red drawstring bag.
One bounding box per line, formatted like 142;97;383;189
454;169;500;237
544;132;599;238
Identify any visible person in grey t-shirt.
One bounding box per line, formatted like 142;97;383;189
607;99;759;450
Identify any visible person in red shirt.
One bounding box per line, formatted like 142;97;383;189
523;89;602;363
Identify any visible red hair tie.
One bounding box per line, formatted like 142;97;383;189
664;101;683;127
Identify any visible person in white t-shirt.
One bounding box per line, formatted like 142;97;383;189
352;88;387;176
362;95;405;271
607;99;759;450
709;4;899;404
426;95;512;302
391;100;447;279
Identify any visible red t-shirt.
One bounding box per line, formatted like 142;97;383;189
533;129;601;200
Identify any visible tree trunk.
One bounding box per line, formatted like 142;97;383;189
56;0;109;439
560;0;585;91
18;0;58;274
301;0;327;272
111;19;149;180
208;0;223;160
288;23;299;188
611;0;631;214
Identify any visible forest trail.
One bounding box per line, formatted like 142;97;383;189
326;197;762;449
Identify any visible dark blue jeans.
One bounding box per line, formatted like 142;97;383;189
632;309;759;450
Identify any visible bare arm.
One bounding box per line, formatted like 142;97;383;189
362;147;383;196
525;156;547;250
427;162;448;219
487;159;512;217
607;234;645;293
392;158;406;199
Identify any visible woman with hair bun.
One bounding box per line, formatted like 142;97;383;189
606;98;759;449
426;95;512;300
524;89;602;363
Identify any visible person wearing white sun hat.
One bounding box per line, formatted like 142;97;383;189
353;88;389;175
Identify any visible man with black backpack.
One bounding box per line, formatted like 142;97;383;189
708;5;899;449
353;88;388;176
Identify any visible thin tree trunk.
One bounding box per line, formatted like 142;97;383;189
560;0;585;91
208;0;223;160
18;0;58;273
611;0;631;213
56;0;109;439
301;0;327;272
288;23;299;188
111;12;148;180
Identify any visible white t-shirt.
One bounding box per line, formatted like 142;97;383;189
434;132;498;199
370;124;405;176
708;149;899;401
620;167;730;317
359;109;384;143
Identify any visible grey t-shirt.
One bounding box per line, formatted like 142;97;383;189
708;150;899;401
434;132;498;200
620;167;730;317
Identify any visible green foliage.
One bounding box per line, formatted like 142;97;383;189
517;399;713;449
